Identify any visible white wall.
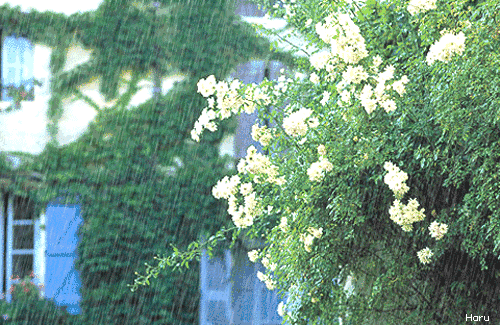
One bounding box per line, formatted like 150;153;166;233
0;0;103;16
0;38;186;154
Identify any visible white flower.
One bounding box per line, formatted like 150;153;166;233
279;216;289;232
300;233;315;252
277;301;286;317
251;124;273;146
310;51;333;71
283;108;313;137
342;65;368;84
257;272;275;290
372;55;383;68
212;175;240;200
197;75;217;97
426;31;466;65
378;65;395;82
429;221;448;240
317;144;327;157
190;129;200;142
307;157;333;182
383;161;410;198
248;250;259;263
310;72;320;84
340;90;352;104
417;247;433;264
392;76;409;96
240;182;253;196
407;0;438;16
244;192;259;218
320;91;330;106
361;98;377;115
389;198;425;231
381;99;397;113
308;227;323;239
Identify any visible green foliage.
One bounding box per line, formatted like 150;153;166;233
157;0;500;323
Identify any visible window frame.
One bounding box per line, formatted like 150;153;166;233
0;193;44;302
0;31;36;103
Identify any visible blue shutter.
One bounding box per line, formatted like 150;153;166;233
200;250;232;325
2;35;34;101
45;204;83;315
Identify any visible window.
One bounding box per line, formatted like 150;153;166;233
0;193;43;302
1;33;35;102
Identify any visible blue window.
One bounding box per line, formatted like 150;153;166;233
1;34;35;101
0;194;82;314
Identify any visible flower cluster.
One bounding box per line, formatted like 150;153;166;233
426;31;466;65
282;108;319;137
407;0;438;16
417;247;433;264
191;108;218;141
248;249;259;262
389;199;426;232
384;161;410;199
336;61;408;115
237;146;285;185
257;271;276;290
10;272;42;301
212;175;240;200
261;253;277;272
196;75;216;97
192;75;272;142
212;174;261;228
307;145;333;182
315;13;368;64
342;65;369;84
428;221;448;240
383;162;426;232
251;124;273;147
299;227;323;252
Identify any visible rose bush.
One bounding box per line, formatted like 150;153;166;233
134;0;500;323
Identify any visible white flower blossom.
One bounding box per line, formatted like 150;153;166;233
384;161;410;198
426;31;466;65
408;0;438;16
279;216;289;232
197;75;216;97
212;175;240;200
417;247;433;264
310;72;320;84
277;301;286;316
389;199;426;231
283;108;316;137
248;250;259;263
429;221;448;240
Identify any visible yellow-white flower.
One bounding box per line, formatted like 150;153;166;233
429;221;448;240
248;250;259;263
417;247;433;264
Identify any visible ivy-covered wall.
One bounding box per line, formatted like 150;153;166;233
0;0;296;323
